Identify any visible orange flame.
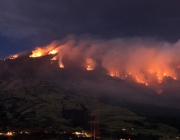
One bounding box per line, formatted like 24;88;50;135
135;76;148;85
86;58;96;71
30;48;43;57
59;62;64;68
49;49;58;55
30;45;57;58
28;38;179;90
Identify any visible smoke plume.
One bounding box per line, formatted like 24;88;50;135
29;36;180;88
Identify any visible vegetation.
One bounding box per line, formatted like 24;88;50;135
0;55;180;139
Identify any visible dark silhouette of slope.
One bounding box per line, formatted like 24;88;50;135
0;53;180;133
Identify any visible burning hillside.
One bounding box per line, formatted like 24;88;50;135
2;38;180;120
6;37;180;94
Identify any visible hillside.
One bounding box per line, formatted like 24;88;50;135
0;54;180;139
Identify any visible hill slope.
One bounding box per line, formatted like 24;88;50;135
0;54;180;139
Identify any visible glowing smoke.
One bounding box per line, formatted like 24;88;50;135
29;36;180;86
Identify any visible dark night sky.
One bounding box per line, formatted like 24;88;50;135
0;0;180;58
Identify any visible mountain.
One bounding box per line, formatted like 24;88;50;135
0;53;180;139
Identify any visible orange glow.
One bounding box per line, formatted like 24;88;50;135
49;49;58;55
9;54;18;59
135;76;148;85
30;45;57;58
107;68;178;86
73;131;91;137
6;132;13;136
86;58;96;71
109;71;119;77
27;38;179;90
87;65;93;70
59;62;64;68
109;72;115;77
51;55;58;60
30;48;43;57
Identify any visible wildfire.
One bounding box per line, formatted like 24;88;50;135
25;38;180;92
109;72;115;77
30;45;57;58
59;62;64;68
49;49;58;55
30;51;42;57
86;58;96;71
135;76;148;86
9;54;18;59
87;65;93;70
109;71;119;77
107;69;177;86
51;55;58;60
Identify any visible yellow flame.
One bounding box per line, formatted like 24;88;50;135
30;52;42;57
49;49;58;55
30;46;57;58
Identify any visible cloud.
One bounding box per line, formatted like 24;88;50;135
1;0;180;58
1;0;180;43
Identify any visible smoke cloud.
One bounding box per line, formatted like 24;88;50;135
29;36;180;88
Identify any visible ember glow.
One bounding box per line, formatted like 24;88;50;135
87;65;93;70
51;55;58;60
86;58;96;71
9;54;18;59
59;62;64;68
109;71;120;77
27;37;180;89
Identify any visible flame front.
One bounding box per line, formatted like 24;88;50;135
26;37;180;93
30;45;58;58
30;48;43;57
